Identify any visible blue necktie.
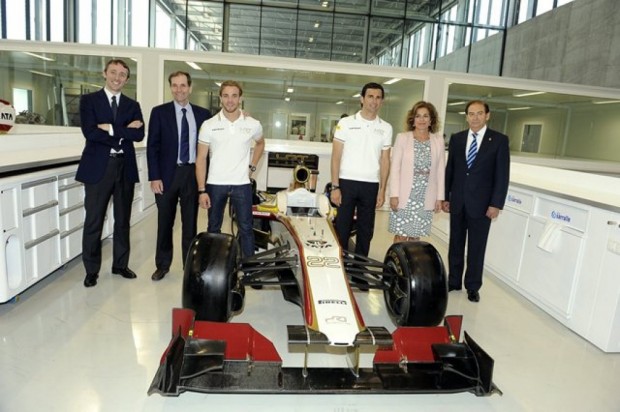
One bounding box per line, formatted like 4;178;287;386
180;108;190;163
466;132;478;169
111;95;118;121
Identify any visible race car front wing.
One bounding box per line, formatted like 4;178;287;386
148;308;500;397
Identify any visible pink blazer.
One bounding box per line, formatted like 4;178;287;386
389;131;446;210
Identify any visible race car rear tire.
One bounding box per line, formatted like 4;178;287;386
383;241;448;326
182;232;240;322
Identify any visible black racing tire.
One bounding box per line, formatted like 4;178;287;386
182;232;240;322
383;241;448;326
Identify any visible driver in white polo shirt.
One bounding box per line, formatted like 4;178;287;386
330;82;393;257
195;80;265;259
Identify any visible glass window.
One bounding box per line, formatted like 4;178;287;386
536;0;555;16
368;17;403;66
50;0;64;42
296;11;333;60
176;22;185;49
335;0;370;14
406;0;438;20
130;0;149;47
29;0;46;40
12;88;32;113
77;1;92;43
155;4;172;48
6;0;27;40
372;0;407;18
260;7;296;57
227;5;260;55
557;0;574;6
299;0;334;11
185;1;223;52
331;14;367;63
95;0;112;44
1;50;138;126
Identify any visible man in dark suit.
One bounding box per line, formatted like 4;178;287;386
443;100;510;302
147;71;211;281
76;59;145;287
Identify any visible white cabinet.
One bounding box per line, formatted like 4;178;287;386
520;217;584;319
486;188;533;285
0;148;154;303
475;183;620;352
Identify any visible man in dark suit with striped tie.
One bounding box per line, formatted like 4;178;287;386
147;71;211;281
76;59;145;287
443;100;510;302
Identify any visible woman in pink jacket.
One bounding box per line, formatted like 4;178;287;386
388;101;445;243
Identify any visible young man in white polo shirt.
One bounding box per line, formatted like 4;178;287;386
330;82;393;257
195;80;265;258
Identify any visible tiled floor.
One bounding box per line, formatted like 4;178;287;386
1;209;619;412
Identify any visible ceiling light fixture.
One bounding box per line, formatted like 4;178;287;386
592;99;620;104
448;101;466;106
507;106;531;111
336;100;344;105
383;78;401;85
287;88;294;93
285;97;291;102
22;51;55;61
314;22;320;28
321;1;329;7
352;93;361;98
29;70;54;77
186;61;202;70
513;91;546;97
309;37;314;43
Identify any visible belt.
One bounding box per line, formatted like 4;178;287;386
109;152;125;158
177;162;195;167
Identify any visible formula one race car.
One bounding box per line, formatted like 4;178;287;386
149;165;499;397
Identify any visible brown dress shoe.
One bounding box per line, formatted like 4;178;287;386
151;268;169;281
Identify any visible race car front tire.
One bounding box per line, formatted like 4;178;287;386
182;232;240;322
383;241;448;326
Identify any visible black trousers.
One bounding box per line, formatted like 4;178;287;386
335;178;379;257
447;210;492;292
82;157;135;275
154;164;198;270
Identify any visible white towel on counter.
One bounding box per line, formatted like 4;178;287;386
537;220;563;252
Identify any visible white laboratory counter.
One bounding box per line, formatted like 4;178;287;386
0;128;155;302
432;162;620;353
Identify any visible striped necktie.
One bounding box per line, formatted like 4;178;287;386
466;132;478;169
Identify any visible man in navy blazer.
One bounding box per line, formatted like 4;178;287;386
147;71;211;281
76;59;145;287
443;100;510;302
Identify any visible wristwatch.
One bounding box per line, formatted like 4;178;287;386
249;164;257;172
198;189;207;195
331;184;340;191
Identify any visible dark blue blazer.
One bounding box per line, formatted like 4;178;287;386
76;89;145;184
445;128;510;218
146;102;211;190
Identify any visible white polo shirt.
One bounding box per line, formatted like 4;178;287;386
198;110;263;185
334;111;393;183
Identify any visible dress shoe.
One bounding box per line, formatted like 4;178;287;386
112;267;137;279
151;268;169;281
84;273;98;287
448;285;462;292
467;290;480;302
